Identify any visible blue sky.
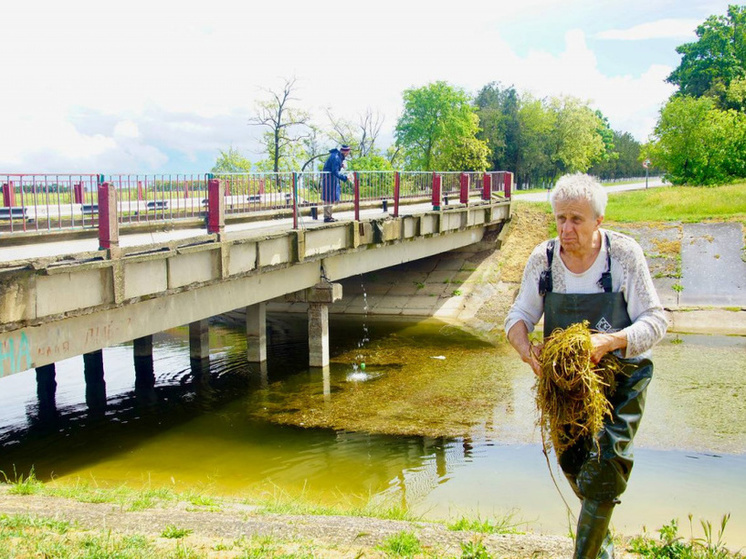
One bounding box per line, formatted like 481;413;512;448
0;0;735;174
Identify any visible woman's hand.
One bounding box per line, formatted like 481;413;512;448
524;342;543;376
589;331;627;364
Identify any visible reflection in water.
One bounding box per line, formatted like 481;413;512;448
0;318;744;547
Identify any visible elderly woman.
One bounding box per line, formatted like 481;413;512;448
505;173;668;559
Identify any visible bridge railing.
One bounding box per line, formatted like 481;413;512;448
0;173;102;233
1;170;512;241
106;174;208;225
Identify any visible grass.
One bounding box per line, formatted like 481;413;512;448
628;515;743;558
605;183;746;222
520;183;746;224
447;513;524;535
377;530;422;557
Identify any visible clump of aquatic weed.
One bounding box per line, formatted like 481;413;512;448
535;321;624;456
628;514;743;558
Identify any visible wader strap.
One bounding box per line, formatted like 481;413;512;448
540;233;613;295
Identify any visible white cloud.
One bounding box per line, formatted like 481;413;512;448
596;19;701;41
0;0;690;171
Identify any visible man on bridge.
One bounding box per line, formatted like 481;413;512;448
321;144;351;223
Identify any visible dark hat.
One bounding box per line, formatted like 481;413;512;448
340;144;351;152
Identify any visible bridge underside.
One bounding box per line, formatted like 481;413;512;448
0;203;510;375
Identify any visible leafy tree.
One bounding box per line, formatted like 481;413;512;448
516;95;554;187
646;95;746;184
546;95;606;177
589;130;643;180
474;82;520;172
210;146;252;174
395;81;487;171
249;77;311;172
667;5;746;109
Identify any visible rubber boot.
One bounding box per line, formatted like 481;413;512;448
573;499;615;559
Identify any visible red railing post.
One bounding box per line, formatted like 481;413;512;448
73;182;85;204
207;178;225;235
482;173;492;200
504;172;512;199
2;181;15;207
184;179;190;199
393;172;400;218
353;172;360;221
98;182;119;251
460;173;469;204
137;180;144;201
292;172;298;230
432;173;441;210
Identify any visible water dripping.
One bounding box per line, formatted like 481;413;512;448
347;275;374;382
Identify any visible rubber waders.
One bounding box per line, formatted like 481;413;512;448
574;499;615;559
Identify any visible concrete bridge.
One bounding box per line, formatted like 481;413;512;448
0;171;513;410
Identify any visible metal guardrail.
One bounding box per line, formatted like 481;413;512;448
1;171;513;237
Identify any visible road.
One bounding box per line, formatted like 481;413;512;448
512;177;666;202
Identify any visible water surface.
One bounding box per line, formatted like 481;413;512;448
0;317;744;548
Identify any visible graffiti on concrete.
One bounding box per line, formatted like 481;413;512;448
0;331;33;377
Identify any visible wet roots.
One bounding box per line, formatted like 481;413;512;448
535;321;623;456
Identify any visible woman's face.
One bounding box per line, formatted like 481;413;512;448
554;197;603;254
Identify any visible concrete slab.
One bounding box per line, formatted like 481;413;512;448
680;223;746;307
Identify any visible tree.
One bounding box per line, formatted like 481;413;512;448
210;146;252;174
646;95;746;184
588;131;642;180
516;95;554;187
667;5;746;109
249;77;311;172
395;81;487;171
474;82;520;172
546;96;606;177
326;108;384;158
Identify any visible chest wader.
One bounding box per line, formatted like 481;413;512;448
541;237;653;559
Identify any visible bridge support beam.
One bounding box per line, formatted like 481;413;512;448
308;303;329;368
35;363;57;420
83;350;107;413
189;319;210;365
306;282;343;368
246;302;267;363
133;335;156;405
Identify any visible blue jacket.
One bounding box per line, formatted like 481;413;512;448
321;149;348;203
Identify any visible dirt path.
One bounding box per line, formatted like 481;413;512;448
1;486;644;558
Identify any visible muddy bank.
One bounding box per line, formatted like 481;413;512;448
0;486;643;558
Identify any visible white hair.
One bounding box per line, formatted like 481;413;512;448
549;173;608;218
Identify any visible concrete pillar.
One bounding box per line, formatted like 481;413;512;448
246;302;267;363
35;363;58;421
310;365;331;401
308;303;329;367
83;350;107;413
189;319;210;362
133;335;156;405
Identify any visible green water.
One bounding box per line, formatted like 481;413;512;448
0;316;744;546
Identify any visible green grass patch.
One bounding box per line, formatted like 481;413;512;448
518;183;746;224
161;524;193;539
377;530;422;557
628;515;740;558
447;513;524;535
605;183;746;222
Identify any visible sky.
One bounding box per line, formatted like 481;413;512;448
0;0;736;174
